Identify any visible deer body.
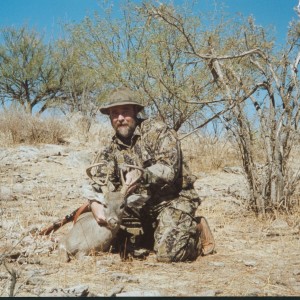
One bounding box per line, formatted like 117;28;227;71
61;212;115;260
59;163;146;262
60;190;127;261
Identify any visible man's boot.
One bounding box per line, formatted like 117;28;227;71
195;216;215;256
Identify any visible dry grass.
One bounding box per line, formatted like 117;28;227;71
0;109;70;145
1;109;298;177
0;110;241;173
181;135;241;174
1;179;299;296
43;111;114;150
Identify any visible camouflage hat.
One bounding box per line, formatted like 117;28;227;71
100;87;145;115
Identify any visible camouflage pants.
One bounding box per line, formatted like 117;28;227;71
124;189;201;262
154;194;200;262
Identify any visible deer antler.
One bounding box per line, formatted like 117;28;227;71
86;162;144;196
86;162;110;194
119;164;144;196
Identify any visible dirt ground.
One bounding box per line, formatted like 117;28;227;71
0;142;300;297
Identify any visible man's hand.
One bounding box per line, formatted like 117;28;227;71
90;200;108;226
125;169;142;186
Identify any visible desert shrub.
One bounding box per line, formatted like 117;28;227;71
0;109;70;145
181;134;241;174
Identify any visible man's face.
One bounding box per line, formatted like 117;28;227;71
109;105;137;139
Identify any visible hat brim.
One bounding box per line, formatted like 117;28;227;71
100;102;144;115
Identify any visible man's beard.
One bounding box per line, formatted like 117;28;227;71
115;122;136;139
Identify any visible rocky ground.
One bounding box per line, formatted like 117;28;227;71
0;141;300;297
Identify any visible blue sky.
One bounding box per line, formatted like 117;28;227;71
0;0;299;44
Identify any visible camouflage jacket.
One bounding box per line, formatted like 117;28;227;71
91;117;196;204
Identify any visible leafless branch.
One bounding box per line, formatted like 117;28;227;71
183;98;228;105
292;51;300;74
179;105;231;140
184;48;261;61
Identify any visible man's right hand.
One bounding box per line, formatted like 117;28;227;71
125;169;142;185
90;200;108;226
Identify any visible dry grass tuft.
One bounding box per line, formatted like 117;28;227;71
0;109;70;145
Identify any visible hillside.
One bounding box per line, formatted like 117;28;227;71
0;139;299;296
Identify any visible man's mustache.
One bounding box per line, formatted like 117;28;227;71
117;122;128;127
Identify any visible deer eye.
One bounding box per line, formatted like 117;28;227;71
101;202;108;208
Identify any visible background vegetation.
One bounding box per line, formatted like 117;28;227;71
0;0;299;215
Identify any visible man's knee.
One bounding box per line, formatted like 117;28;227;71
156;253;174;263
151;196;201;262
155;243;178;263
154;236;198;263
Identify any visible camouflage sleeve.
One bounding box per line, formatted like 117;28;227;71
143;121;181;185
90;145;118;192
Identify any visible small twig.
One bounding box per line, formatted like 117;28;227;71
2;261;17;297
47;159;63;165
179;104;233;140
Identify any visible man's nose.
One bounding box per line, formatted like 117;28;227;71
117;113;125;121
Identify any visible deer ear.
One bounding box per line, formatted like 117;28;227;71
81;184;107;204
94;193;107;205
126;194;150;208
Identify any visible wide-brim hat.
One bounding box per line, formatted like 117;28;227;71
100;87;145;115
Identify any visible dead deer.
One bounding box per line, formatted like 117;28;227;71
59;163;146;262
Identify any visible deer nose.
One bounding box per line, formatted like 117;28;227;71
107;218;119;229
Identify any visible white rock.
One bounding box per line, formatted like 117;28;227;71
65;150;92;168
116;290;161;297
208;261;225;267
243;260;257;267
0;186;13;200
18;146;41;160
270;219;289;230
12;183;24;193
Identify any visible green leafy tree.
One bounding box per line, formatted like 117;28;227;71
53;38;103;117
0;26;63;114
